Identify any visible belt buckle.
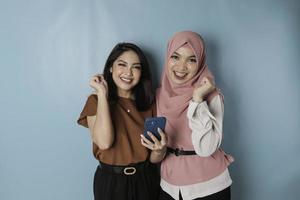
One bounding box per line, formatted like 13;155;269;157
124;167;136;175
175;148;181;156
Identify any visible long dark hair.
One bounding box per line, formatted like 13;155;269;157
103;43;154;111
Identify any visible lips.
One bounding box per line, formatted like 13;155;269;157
120;76;133;83
173;71;188;79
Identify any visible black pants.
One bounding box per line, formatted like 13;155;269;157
159;187;231;200
93;161;160;200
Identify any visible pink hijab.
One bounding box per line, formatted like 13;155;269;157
157;31;222;149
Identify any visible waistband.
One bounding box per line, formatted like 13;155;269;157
98;161;151;176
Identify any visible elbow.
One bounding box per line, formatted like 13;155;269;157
193;141;219;157
98;143;112;150
192;133;221;157
93;137;113;150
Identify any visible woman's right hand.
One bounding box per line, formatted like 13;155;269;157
89;74;108;98
141;128;168;154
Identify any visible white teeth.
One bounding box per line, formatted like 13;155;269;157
174;71;187;78
120;77;132;83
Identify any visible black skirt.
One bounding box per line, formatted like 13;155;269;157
93;161;160;200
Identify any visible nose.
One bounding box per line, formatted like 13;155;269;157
176;60;188;71
124;66;133;75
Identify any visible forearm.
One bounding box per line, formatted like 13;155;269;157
188;95;224;157
92;94;114;150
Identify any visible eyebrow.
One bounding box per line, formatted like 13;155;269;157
132;63;141;66
117;59;141;66
172;51;196;58
117;59;127;64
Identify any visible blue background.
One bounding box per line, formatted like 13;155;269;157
1;0;299;199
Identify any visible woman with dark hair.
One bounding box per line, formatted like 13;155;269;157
77;43;167;200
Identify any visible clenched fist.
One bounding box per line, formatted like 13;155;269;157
193;77;215;103
89;74;108;98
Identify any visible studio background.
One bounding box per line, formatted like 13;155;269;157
1;0;299;199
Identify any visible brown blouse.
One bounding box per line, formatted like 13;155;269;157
77;94;156;166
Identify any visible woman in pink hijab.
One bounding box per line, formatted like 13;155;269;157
155;31;233;200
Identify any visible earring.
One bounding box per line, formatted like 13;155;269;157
109;68;112;73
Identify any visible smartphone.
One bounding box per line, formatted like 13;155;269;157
143;117;166;142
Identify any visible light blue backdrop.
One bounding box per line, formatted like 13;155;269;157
1;0;299;199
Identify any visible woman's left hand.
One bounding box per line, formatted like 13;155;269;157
141;128;167;154
193;77;216;102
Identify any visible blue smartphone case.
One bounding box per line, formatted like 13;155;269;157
143;117;166;142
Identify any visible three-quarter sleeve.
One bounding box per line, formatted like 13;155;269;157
77;94;98;128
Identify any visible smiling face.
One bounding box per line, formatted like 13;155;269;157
167;45;199;85
110;50;142;98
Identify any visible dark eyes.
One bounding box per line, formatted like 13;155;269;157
132;65;141;70
189;58;197;63
170;55;196;63
117;63;141;70
118;63;126;67
170;55;179;60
